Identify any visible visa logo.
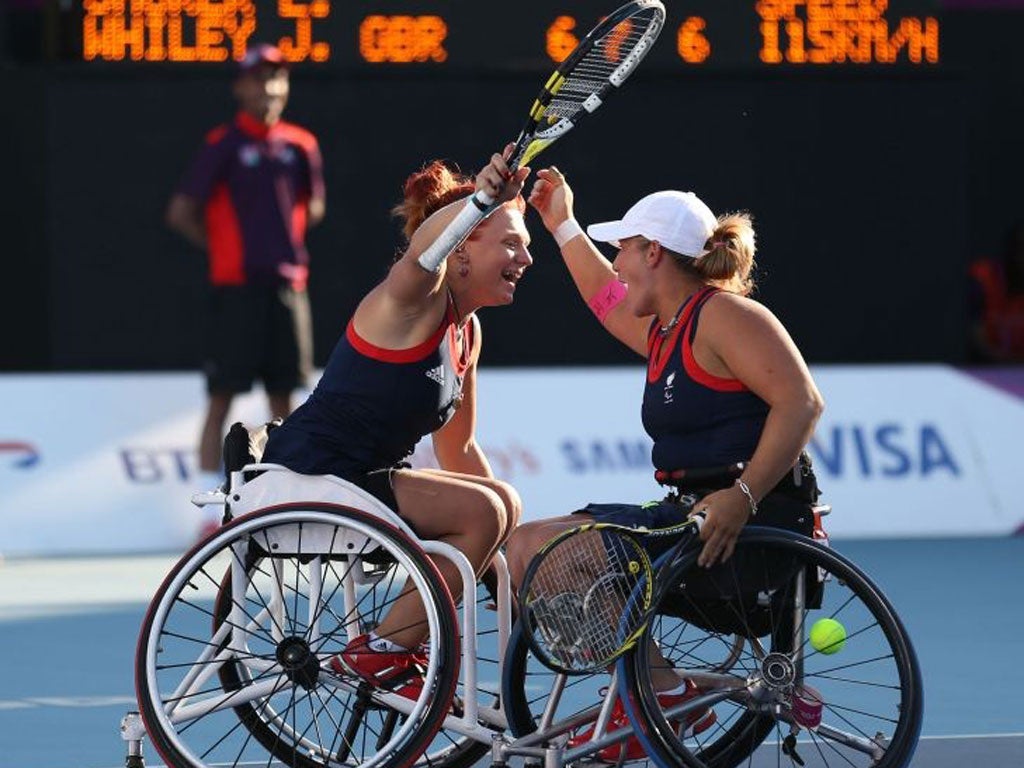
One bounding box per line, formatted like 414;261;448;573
809;423;960;478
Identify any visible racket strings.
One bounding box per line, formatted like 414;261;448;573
546;13;658;119
525;529;647;671
586;11;658;73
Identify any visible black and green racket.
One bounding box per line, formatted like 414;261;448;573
520;512;705;675
418;0;666;265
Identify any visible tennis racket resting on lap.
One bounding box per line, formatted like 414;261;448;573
520;512;705;675
417;0;666;267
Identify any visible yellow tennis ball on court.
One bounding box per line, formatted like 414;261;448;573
809;618;846;654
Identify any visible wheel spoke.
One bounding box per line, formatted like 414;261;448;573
137;505;459;768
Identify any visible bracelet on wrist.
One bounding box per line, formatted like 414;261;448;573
553;218;584;248
735;479;758;517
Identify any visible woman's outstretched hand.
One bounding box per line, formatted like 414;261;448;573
476;143;531;204
528;166;576;233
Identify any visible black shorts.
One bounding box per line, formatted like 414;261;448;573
262;422;404;514
577;491;816;637
574;491;814;558
204;284;312;394
348;466;402;516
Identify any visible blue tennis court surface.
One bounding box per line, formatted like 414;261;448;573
1;537;1021;767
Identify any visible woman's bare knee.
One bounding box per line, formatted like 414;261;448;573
506;521;550;585
463;486;506;554
506;520;537;554
490;479;523;539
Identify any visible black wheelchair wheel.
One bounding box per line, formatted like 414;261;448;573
137;504;460;768
620;527;923;768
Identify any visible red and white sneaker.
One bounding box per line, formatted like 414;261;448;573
568;681;716;763
329;634;427;701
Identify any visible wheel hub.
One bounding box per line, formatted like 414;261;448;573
275;636;321;689
761;652;796;689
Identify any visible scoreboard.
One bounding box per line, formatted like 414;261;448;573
73;1;942;70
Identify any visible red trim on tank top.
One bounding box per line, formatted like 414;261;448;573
647;321;685;383
346;311;450;364
448;318;473;377
647;287;714;383
681;290;749;392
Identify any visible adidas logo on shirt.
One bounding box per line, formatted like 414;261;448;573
425;365;445;385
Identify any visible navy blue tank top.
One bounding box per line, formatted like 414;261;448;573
263;301;473;478
641;287;769;471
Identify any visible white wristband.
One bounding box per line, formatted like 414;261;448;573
416;193;490;273
553;218;584;248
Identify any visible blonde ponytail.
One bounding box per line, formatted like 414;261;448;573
695;213;756;296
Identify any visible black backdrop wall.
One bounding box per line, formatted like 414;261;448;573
2;9;1022;371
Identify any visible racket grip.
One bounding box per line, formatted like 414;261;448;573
688;510;707;531
416;192;492;273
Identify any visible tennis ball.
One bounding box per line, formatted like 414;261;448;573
809;618;846;655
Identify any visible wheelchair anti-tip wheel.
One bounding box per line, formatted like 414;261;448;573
135;503;460;768
618;527;923;768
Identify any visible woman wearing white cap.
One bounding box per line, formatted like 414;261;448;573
505;167;825;760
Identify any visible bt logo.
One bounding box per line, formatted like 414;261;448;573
0;441;40;469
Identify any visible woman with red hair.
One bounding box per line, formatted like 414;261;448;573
263;147;532;694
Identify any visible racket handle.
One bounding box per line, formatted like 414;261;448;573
688;510;707;531
416;192;493;273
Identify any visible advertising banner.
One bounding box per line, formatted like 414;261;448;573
1;366;1022;556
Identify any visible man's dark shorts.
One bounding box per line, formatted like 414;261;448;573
204;284;312;394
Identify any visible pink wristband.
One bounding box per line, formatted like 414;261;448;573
588;279;628;323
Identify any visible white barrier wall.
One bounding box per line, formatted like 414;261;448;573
1;366;1022;556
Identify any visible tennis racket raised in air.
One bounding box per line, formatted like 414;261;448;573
417;0;666;265
519;512;705;675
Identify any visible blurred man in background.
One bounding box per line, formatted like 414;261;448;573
165;43;326;535
968;221;1024;364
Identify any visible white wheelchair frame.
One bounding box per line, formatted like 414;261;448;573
126;455;917;768
126;460;644;768
214;462;516;742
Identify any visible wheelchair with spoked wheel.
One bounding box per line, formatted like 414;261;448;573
131;423;922;768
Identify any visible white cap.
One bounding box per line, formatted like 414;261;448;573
587;191;717;257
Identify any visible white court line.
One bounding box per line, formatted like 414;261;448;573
762;731;1024;747
0;695;136;710
0;554;179;620
919;732;1024;740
